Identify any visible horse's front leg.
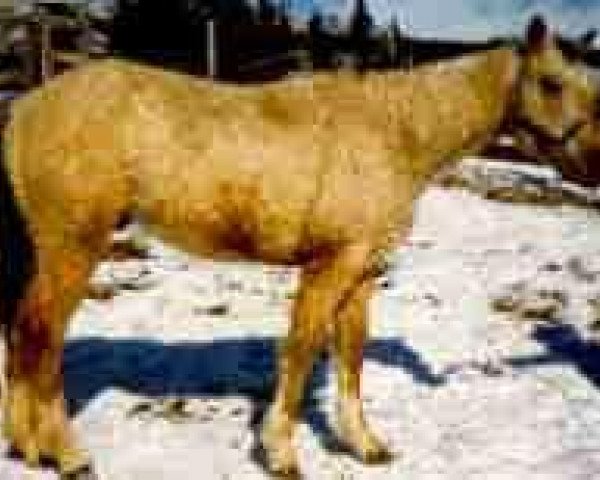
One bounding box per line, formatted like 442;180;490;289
3;249;97;479
332;276;392;464
260;242;374;478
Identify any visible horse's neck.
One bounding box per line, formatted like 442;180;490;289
375;48;519;187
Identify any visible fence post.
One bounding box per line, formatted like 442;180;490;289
39;11;54;81
206;18;217;78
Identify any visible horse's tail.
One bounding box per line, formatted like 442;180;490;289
0;131;35;335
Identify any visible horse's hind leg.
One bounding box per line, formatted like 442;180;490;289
259;242;373;477
333;277;392;463
4;242;101;478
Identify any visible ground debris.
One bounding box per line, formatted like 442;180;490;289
490;294;521;313
539;261;562;273
587;298;600;341
86;283;117;301
423;292;443;307
126;397;194;423
519;297;561;321
442;357;507;378
484;184;561;205
490;287;566;322
192;303;231;317
566;256;599;283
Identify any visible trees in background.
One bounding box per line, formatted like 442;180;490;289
112;0;292;78
0;0;532;89
113;0;213;69
105;1;499;78
347;0;373;71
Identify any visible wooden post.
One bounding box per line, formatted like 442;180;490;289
206;18;217;78
387;25;396;66
406;10;413;70
39;11;54;81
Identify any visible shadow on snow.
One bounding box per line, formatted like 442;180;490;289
507;323;600;388
63;323;600;450
64;323;600;415
64;335;444;414
64;335;444;450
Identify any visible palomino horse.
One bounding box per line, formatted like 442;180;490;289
0;16;597;479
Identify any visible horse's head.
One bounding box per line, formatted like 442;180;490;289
510;15;600;186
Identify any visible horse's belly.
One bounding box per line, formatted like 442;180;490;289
134;154;318;264
142;196;309;264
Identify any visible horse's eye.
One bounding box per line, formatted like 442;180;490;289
540;75;563;96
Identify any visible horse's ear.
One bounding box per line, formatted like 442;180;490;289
525;15;549;52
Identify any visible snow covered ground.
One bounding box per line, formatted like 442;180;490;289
1;159;600;479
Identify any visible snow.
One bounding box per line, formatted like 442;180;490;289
1;159;600;479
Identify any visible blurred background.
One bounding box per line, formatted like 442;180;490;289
0;1;598;87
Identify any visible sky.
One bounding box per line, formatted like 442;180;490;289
289;0;600;40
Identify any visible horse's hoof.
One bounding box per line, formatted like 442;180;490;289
270;465;302;480
60;463;98;480
251;442;302;480
331;433;394;465
363;446;394;465
270;466;302;480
